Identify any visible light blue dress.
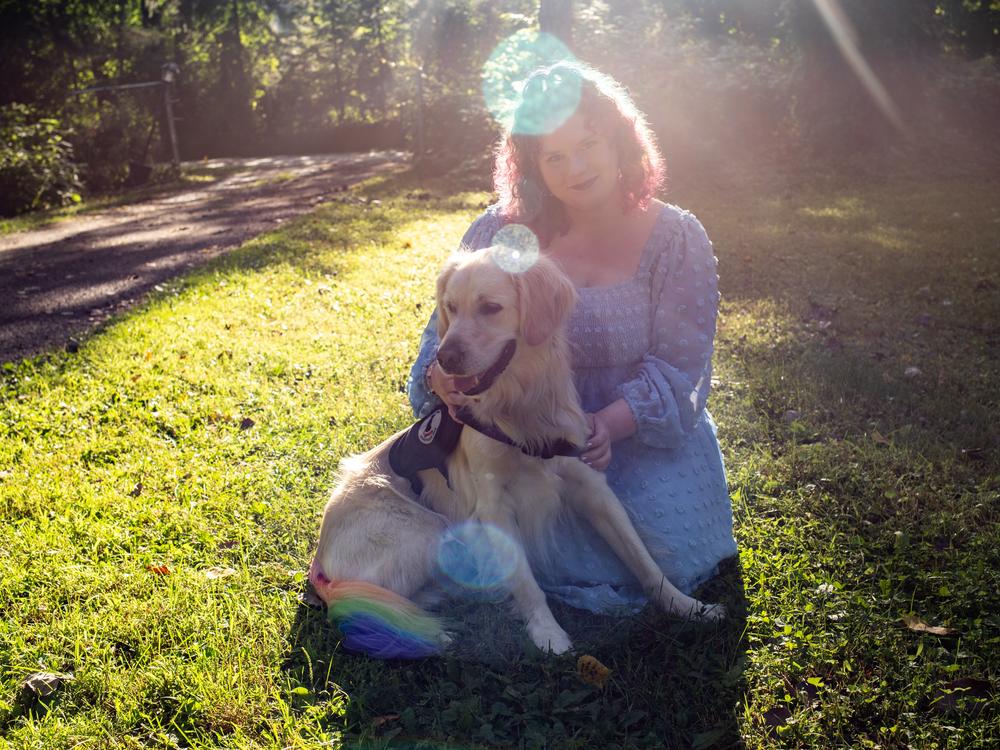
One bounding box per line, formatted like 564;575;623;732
407;204;738;614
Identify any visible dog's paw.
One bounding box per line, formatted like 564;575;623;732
663;594;727;622
527;621;573;655
299;587;326;610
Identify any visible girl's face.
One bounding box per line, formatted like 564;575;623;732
536;112;620;213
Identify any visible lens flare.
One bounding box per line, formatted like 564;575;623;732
490;224;540;274
436;521;520;592
482;30;578;135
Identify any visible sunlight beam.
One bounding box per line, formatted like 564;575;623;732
811;0;910;136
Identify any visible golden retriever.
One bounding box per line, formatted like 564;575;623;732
309;247;724;656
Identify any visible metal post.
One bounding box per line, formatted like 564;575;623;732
415;66;425;163
161;63;181;168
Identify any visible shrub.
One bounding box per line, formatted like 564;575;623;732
0;103;82;216
70;97;157;192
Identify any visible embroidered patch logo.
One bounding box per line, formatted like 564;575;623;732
418;410;443;445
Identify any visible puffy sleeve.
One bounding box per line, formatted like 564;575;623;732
618;211;719;449
406;206;504;417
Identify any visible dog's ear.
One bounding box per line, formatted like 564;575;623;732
435;254;461;337
514;257;577;346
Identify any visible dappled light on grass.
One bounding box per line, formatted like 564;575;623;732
0;177;481;746
703;172;999;747
797;196;871;221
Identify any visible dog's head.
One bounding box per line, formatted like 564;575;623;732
435;248;577;382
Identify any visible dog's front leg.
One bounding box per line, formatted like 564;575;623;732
558;460;725;621
471;505;573;655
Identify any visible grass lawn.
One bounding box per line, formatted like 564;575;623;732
1;165;998;749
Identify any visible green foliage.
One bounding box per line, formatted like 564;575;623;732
69;97;160;193
0;104;82;217
2;0;999;204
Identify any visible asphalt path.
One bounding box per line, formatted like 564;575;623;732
0;152;408;364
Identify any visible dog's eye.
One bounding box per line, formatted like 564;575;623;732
446;302;457;315
479;302;502;316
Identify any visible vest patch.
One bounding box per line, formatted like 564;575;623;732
417;410;442;445
388;406;463;496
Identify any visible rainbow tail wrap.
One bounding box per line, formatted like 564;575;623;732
309;561;445;659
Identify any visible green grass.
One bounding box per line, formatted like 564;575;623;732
1;167;998;749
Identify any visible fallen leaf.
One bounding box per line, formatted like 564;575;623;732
146;564;171;576
239;417;255;430
371;713;400;727
871;430;890;445
902;614;958;636
577;654;611;688
202;567;237;580
904;366;922;378
762;705;792;737
23;672;74;698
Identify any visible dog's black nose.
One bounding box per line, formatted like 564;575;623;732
437;342;464;374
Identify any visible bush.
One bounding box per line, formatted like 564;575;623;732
0;103;82;217
69;97;158;192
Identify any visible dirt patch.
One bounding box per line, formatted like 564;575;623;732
0;152;408;364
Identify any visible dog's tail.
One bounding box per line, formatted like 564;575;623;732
308;561;445;659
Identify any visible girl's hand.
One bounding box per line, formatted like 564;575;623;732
427;360;470;422
582;412;612;471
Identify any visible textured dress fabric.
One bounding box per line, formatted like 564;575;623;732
407;203;738;613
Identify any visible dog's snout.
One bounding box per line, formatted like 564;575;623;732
437;341;464;374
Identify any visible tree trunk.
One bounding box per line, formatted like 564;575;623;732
219;0;255;154
539;0;573;49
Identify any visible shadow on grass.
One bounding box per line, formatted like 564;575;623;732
704;173;1000;463
281;556;749;749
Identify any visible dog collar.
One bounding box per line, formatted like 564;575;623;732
455;406;582;459
457;340;517;396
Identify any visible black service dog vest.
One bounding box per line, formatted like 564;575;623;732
387;406;463;496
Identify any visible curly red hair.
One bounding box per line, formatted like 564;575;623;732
493;61;665;247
